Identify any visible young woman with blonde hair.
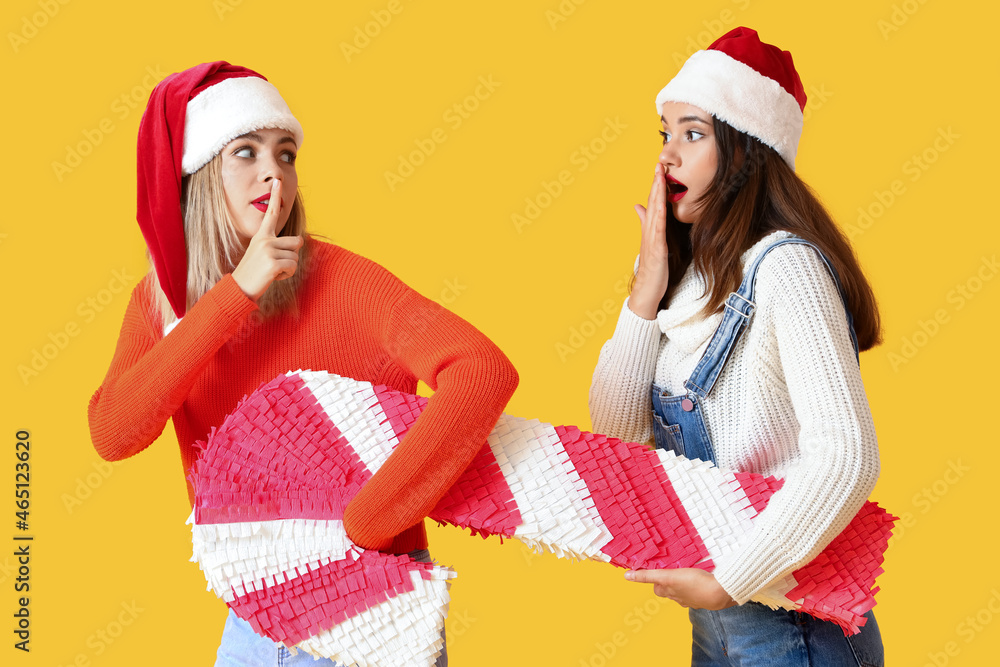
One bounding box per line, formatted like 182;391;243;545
88;61;517;666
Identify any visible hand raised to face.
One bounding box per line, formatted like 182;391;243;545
231;178;304;303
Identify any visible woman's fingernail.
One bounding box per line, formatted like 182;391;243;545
624;571;634;580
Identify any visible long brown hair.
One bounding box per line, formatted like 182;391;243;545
647;117;882;351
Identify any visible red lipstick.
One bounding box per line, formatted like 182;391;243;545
251;194;284;213
666;174;688;203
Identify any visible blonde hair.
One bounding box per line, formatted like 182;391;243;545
144;151;311;333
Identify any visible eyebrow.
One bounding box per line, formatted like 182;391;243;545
237;131;297;146
660;115;711;126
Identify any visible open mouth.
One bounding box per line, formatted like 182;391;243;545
665;174;688;202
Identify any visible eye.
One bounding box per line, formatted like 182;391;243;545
659;130;670;144
687;130;705;141
280;151;297;164
234;146;254;158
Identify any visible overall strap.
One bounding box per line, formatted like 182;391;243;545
683;236;860;398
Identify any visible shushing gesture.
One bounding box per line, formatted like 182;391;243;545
232;178;304;303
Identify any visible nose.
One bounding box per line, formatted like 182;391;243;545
659;138;680;169
257;152;283;183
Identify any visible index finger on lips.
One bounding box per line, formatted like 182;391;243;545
257;178;282;238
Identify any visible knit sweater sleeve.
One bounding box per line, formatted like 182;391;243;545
712;244;881;604
588;297;663;444
87;274;258;461
342;286;519;551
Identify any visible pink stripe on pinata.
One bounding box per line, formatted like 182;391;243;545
373;384;427;442
430;441;523;538
786;501;895;634
374;384;523;537
192;373;372;524
228;548;435;646
556;425;711;571
732;470;784;517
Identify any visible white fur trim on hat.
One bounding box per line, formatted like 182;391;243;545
182;76;304;175
655;49;802;170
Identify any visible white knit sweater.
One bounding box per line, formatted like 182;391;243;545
588;229;880;605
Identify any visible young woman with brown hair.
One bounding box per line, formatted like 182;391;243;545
589;28;885;665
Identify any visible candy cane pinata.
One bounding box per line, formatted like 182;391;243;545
188;370;895;666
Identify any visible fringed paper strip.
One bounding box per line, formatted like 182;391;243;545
189;370;896;665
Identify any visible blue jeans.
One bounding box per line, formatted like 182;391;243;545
214;548;448;666
690;603;884;666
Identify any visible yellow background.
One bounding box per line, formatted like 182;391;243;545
3;0;996;665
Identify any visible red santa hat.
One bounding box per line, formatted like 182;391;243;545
655;27;806;169
136;61;303;319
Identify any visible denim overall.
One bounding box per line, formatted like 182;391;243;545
650;236;884;667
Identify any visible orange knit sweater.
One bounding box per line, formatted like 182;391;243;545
87;237;519;553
